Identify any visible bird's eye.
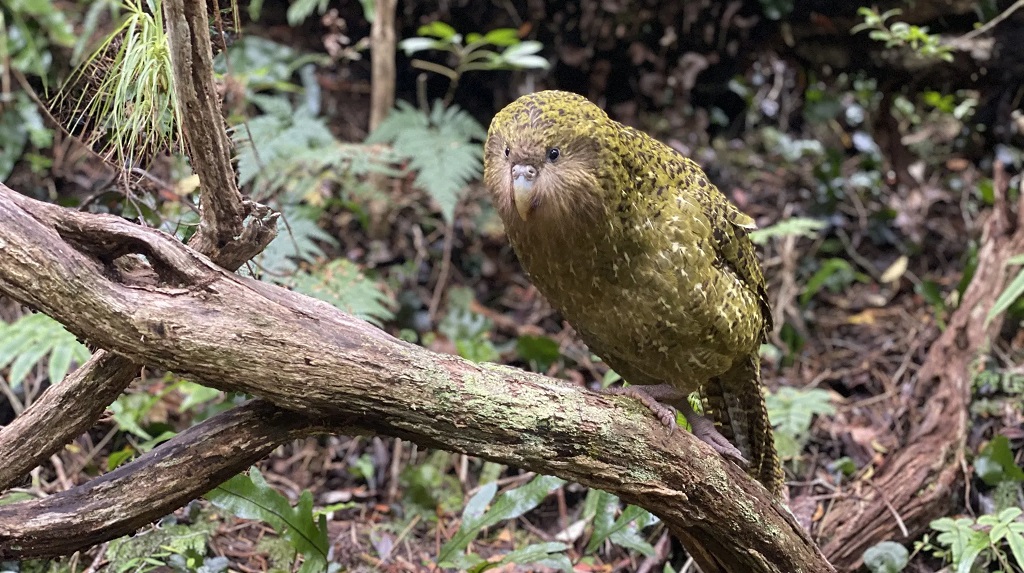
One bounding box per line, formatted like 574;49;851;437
504;146;510;157
547;148;560;162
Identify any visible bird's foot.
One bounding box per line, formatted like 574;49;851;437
602;385;678;428
679;401;748;467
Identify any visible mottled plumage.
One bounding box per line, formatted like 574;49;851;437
484;90;783;495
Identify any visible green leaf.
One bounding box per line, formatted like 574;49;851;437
862;541;909;573
9;340;52;387
801;258;854;305
47;342;73;386
516;335;561;371
499;41;549;70
483;28;521;47
439;474;564;564
206;468;329;571
110;393;160;439
584;492;657;556
418;21;458;40
609;505;658;556
0;313;89;388
367;100;486;223
498;542;571;572
766;387;835;458
463;482;498;522
584;489;619;553
398;37;441;55
178;382;224;412
749;217;826;244
975;435;1024;486
286;0;330;26
1006;528;1024;571
988;255;1024;324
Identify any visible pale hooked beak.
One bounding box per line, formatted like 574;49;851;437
511;164;538;221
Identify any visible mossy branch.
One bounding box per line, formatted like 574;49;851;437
0;183;832;572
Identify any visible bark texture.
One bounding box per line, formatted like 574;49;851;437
0;183;832;572
816;163;1024;569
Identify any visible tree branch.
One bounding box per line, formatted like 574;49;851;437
0;184;832;571
0;0;277;490
817;162;1024;569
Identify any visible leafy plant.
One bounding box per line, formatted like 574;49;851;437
581;489;658;557
800;258;870;306
287;259;395;327
438;287;499;363
765;387;835;459
516;335;562;372
438;474;571;571
862;540;909;573
250;207;336;278
1;0;75;77
206;467;332;573
104;510;219;573
851;8;954;62
233;96;394;205
367;100;486;223
0;91;54;179
215;37;329;99
399;24;549;103
921;508;1024;573
749;217;826;245
976;435;1024;488
0;313;90;388
55;0;182;167
401;451;465;520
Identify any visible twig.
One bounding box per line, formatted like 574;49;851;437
427;223;455;322
949;0;1024;43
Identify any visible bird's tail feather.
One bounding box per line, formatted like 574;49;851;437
703;354;784;497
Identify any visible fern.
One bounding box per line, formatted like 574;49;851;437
366;100;486;222
233;96;396;205
250;206;336;277
766;387;836;459
287;259;395;326
0;313;91;388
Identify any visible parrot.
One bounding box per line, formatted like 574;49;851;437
483;90;783;495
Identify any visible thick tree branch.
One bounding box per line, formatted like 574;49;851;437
817;162;1024;568
0;0;276;487
0;400;310;556
0;184;832;571
166;0;259;263
0;350;137;489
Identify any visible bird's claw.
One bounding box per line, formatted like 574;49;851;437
602;385;678;430
685;413;749;467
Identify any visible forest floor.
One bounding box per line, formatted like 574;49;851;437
3;2;1024;572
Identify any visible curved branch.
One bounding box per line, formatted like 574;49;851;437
0;0;276;490
818;162;1024;568
0;350;138;490
0;185;832;570
0;401;310;556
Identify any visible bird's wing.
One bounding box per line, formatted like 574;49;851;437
707;199;773;337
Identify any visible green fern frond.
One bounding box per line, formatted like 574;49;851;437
251;207;337;277
288;259;394;326
367;100;486;222
233;97;396;203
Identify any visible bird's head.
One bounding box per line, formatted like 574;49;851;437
484;91;610;231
